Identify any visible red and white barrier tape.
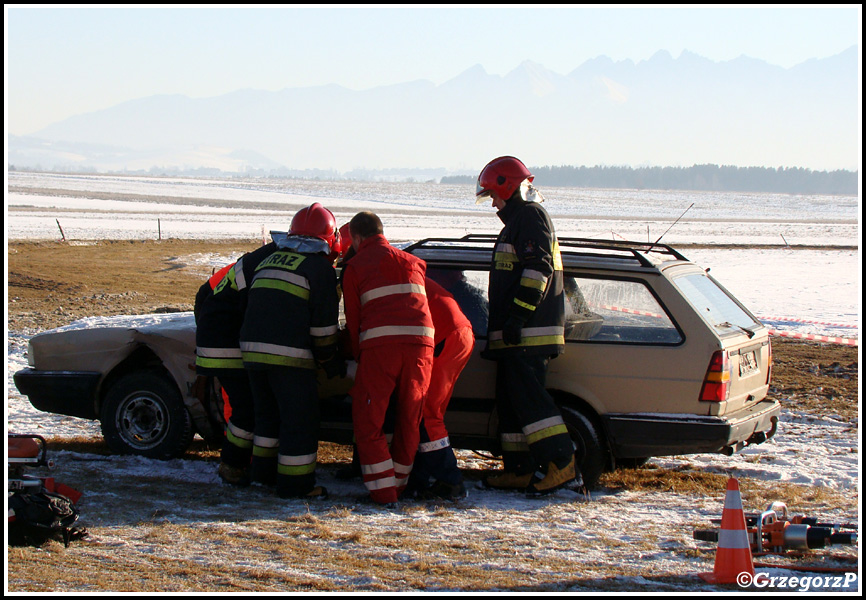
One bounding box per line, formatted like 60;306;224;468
594;304;665;319
768;330;858;346
759;316;858;329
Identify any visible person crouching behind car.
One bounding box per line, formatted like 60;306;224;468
238;203;345;500
196;249;275;488
404;276;475;500
475;156;581;498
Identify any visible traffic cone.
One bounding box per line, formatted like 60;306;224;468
699;477;754;584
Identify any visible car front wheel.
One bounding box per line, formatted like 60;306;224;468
100;371;194;459
560;405;609;490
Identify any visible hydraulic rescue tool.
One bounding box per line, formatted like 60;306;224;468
694;501;857;554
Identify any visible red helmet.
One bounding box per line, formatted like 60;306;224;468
290;203;339;251
475;156;533;204
336;222;352;258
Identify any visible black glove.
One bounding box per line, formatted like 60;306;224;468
322;357;347;379
503;315;526;346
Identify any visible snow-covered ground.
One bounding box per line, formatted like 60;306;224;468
5;172;861;591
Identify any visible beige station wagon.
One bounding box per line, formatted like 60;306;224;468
14;235;780;488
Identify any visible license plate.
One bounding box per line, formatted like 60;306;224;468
739;351;759;377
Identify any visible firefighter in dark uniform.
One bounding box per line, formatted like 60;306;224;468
238;203;344;500
195;262;240;428
474;156;581;497
196;247;275;487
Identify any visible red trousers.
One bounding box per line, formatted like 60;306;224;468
412;325;475;487
423;325;474;444
351;343;433;504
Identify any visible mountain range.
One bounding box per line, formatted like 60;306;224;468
8;47;859;177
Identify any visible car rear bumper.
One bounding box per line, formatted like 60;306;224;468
603;398;781;458
13;368;102;420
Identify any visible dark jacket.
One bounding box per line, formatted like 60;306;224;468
195;243;276;375
483;199;565;358
238;244;340;371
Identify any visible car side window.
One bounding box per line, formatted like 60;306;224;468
565;275;682;344
427;268;490;337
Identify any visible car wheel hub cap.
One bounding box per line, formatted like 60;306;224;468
119;395;167;448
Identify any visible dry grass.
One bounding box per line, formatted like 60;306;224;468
599;463;851;514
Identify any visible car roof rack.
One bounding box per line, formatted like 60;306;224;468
404;234;690;269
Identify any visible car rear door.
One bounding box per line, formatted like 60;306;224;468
666;267;771;416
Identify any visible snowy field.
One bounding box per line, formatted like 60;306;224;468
5;172;861;592
7;170;860;341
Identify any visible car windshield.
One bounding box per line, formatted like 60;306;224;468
672;273;760;334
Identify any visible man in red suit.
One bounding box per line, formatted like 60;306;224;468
341;211;435;506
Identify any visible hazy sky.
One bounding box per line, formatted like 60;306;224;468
5;4;861;137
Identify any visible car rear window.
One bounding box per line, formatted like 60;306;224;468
566;276;682;344
672;273;760;335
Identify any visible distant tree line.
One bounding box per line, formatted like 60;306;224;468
441;164;858;195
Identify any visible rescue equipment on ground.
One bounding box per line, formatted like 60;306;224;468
694;499;858;555
8;434;87;547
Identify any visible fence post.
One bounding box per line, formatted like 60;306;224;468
56;219;66;242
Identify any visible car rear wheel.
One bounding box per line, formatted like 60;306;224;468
100;371;194;459
560;405;609;490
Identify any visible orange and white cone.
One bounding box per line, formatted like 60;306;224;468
699;477;754;584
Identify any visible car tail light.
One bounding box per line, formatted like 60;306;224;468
700;350;730;402
766;339;773;385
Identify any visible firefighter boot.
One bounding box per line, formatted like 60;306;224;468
483;470;534;490
335;445;361;480
249;456;278;487
276;472;328;500
525;455;577;498
278;485;329;501
302;486;329;500
421;480;468;501
218;462;251;487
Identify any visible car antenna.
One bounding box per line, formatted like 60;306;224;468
645;202;694;253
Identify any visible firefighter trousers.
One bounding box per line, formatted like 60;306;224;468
218;372;256;470
247;367;320;497
351;343;433;504
494;355;574;475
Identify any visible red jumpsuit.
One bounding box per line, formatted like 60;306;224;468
342;234;434;504
411;278;474;489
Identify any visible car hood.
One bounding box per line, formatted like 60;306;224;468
46;312;196;336
28;312;197;373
